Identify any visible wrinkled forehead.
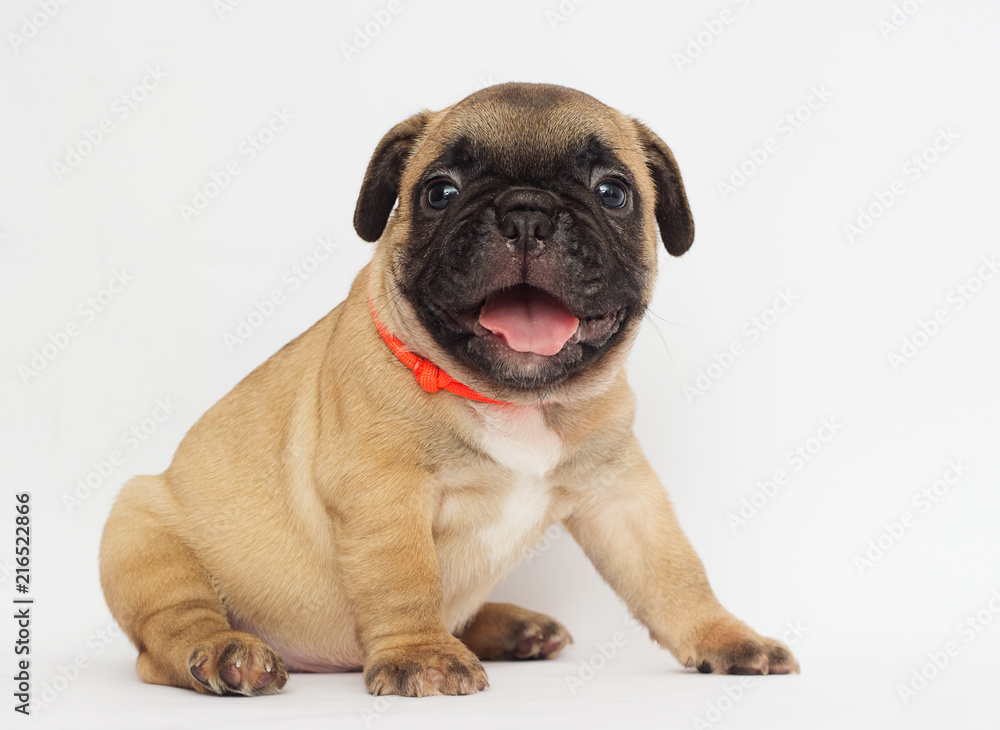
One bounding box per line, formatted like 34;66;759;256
405;87;645;187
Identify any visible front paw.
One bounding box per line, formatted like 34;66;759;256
364;635;489;697
686;617;799;675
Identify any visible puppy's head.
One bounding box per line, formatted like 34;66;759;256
357;82;693;401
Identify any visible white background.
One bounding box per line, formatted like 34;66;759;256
2;1;999;728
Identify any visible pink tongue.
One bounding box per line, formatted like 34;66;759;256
479;286;579;357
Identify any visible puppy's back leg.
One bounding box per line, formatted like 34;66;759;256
458;602;573;660
99;477;288;696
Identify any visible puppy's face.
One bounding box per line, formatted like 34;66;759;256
356;83;693;396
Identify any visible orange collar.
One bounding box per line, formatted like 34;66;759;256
369;293;512;406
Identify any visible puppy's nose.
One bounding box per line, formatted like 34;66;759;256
500;210;551;255
496;189;556;258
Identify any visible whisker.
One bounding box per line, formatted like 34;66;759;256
642;311;673;367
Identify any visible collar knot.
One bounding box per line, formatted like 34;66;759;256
369;292;511;406
412;358;449;394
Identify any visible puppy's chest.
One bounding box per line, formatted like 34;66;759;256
433;408;562;569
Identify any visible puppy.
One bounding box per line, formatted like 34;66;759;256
100;82;798;697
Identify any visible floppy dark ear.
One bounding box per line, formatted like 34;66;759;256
353;112;431;242
632;120;694;256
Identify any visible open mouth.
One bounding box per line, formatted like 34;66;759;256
480;285;580;356
431;284;626;358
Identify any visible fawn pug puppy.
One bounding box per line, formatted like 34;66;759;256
100;82;798;697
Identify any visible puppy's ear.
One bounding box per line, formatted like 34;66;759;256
632;120;695;256
354;112;431;242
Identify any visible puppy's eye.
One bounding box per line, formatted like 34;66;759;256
426;180;460;210
595;180;628;209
